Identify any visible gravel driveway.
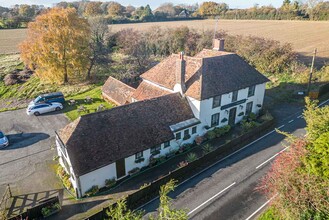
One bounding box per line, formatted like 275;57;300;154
0;109;69;203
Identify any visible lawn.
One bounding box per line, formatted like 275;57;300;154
63;86;115;121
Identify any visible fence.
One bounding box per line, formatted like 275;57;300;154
0;185;12;219
85;119;275;220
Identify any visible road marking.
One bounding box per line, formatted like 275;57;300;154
245;194;277;220
288;119;294;123
256;147;289;169
297;115;303;119
137;126;285;211
187;182;236;216
277;125;285;129
319;98;329;107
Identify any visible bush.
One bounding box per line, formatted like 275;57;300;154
202;144;213;155
63;176;72;189
85;185;99;197
56;165;72;189
248;113;257;121
207;130;217;139
186;153;198;163
105;178;116;188
241;120;258;133
260;111;274;121
213;125;231;137
56;165;65;179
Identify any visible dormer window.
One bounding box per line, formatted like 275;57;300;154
212;95;221;108
248;85;255;97
232;91;238;102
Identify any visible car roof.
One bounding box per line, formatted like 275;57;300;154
39;92;63;97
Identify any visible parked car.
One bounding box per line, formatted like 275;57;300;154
26;102;63;116
0;131;9;149
29;92;65;106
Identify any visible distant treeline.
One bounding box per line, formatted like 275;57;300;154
1;0;329;29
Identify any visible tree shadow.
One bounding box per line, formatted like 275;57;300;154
2;133;50;150
264;81;329;122
296;53;329;69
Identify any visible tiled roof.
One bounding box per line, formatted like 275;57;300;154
141;49;269;100
141;54;204;99
132;81;171;101
58;93;195;176
102;76;136;105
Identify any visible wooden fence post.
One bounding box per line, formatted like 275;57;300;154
7;184;12;198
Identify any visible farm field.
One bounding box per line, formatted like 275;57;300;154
1;19;329;63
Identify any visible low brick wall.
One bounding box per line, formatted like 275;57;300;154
86;119;275;220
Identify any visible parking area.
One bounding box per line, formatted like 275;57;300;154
0;109;69;215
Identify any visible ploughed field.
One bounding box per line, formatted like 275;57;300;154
1;19;329;61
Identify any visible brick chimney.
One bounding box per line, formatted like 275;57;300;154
213;39;225;51
175;51;186;94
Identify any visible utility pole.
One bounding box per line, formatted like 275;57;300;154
307;48;317;95
213;16;219;40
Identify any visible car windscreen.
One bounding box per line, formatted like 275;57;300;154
0;132;4;138
34;96;42;103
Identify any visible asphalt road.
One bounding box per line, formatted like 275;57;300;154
139;100;329;220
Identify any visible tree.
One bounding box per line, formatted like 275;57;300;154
154;179;188;220
259;98;329;219
198;2;220;17
108;2;124;17
107;199;143;220
84;1;102;17
107;180;187;220
19;8;91;84
87;16;110;79
154;3;176;17
18;4;35;18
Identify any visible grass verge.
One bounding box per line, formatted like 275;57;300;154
257;207;281;220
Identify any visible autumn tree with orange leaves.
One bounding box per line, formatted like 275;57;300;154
20;7;91;84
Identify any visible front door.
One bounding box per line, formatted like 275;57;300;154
228;107;237;126
116;158;126;179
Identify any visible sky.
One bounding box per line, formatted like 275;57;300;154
0;0;286;9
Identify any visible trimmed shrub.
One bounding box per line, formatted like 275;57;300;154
85;185;99;197
105;178;116;188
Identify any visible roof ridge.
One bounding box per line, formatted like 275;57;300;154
80;92;182;119
106;76;135;90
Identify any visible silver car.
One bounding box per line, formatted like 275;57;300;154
26;102;63;116
0;131;9;149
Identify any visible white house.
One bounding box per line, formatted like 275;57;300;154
57;39;269;198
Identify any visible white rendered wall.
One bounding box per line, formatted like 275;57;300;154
79;162;116;196
56;138;79;196
196;83;266;135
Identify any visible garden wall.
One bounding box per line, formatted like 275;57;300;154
85;119;275;220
